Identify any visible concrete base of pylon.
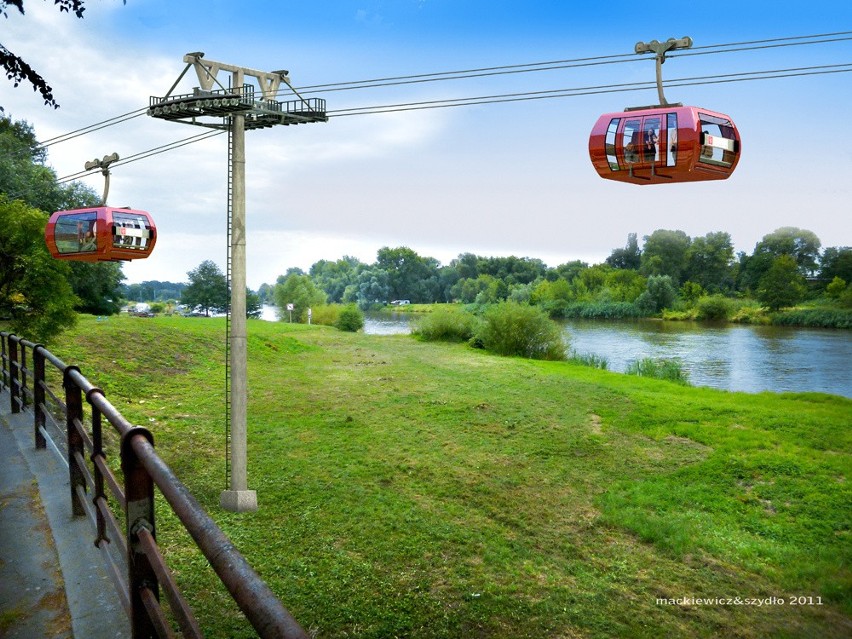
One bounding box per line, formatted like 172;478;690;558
220;489;258;512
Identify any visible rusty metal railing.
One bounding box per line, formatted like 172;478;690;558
0;332;308;639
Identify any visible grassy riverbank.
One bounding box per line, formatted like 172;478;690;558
53;315;850;638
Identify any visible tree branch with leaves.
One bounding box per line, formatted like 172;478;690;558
1;0;124;108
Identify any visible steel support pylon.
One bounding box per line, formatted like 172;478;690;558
220;112;257;513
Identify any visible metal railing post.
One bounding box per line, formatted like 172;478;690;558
90;397;109;546
19;342;28;410
33;345;46;449
64;366;86;517
122;427;158;639
8;335;19;414
1;333;8;390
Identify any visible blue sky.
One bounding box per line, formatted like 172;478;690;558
3;1;851;287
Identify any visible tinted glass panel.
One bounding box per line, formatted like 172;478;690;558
622;119;641;165
606;118;620;171
113;212;152;250
666;113;678;167
698;113;736;167
643;116;662;164
54;212;98;254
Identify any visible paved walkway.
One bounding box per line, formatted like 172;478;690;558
0;391;129;638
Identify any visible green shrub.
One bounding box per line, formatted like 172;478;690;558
412;308;478;342
310;304;340;327
625;358;689;385
731;305;771;325
661;309;696;321
695;294;733;321
840;287;852;309
335;304;364;332
476;302;566;360
826;276;847;300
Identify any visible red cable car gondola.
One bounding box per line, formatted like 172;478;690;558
588;105;741;185
589;36;741;185
45;207;157;262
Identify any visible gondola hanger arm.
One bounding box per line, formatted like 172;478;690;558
635;36;693;106
84;152;119;206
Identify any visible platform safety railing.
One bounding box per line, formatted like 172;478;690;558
0;332;308;639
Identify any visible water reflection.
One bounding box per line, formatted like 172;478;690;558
363;312;414;335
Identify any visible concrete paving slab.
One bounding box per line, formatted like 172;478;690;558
0;392;129;638
0;411;71;638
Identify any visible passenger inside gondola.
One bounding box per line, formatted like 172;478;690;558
78;220;97;251
644;128;658;162
622;120;642;164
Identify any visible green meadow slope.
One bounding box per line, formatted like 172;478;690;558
52;315;851;639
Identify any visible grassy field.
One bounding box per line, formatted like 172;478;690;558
50;315;850;638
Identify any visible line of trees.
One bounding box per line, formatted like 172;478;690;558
262;229;851;319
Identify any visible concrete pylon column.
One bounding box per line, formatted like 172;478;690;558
220;113;257;513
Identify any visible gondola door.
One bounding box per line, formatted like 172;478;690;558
618;115;667;181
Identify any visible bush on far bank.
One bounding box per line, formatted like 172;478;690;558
412;307;479;342
412;302;567;360
335;304;365;332
477;302;567;361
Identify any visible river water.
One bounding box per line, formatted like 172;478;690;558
261;307;850;397
358;312;851;397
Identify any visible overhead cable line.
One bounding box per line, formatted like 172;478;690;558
296;52;638;94
55;129;224;183
51;63;851;178
684;31;852;52
327;63;852;117
37;30;852;148
287;31;852;97
670;34;852;60
37;108;149;148
39;32;851;178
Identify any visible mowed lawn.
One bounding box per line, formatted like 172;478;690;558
52;315;851;638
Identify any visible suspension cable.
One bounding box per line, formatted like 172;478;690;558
36;30;852;148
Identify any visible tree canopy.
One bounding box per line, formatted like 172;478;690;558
640;229;691;283
180;260;228;316
0;116;99;212
1;0;89;107
0;196;77;341
273;273;326;322
756;255;807;311
0;113;125;320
